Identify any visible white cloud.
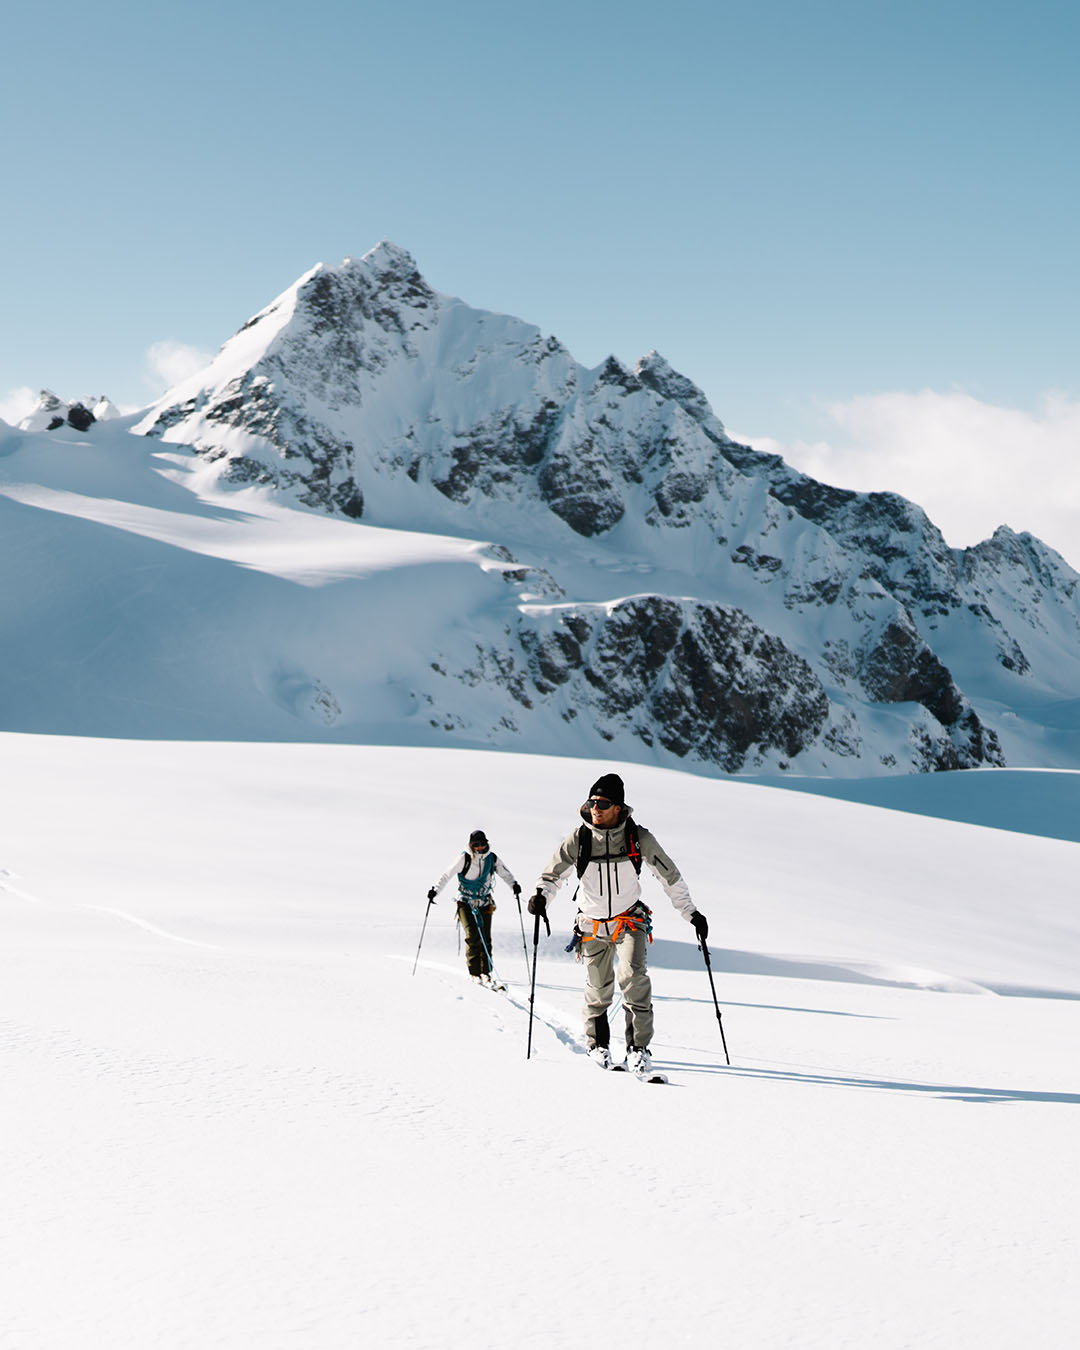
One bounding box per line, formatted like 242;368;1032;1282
0;386;40;426
145;340;213;393
744;390;1080;569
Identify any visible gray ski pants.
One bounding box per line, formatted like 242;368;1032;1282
579;919;653;1051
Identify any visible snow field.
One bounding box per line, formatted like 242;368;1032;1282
2;735;1078;1348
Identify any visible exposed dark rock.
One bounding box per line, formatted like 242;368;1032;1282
998;640;1030;675
861;619;963;727
335;483;364;519
519;626;588;694
857;615;1003;767
65;403;96;432
538;445;625;536
949;708;1004;768
731;546;784;574
143;396;201;437
653;606;829;769
595;355;642;394
634;352;719;428
432;403;561;504
654;465;710;518
519;596;830;773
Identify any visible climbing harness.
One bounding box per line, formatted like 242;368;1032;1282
579;903;653;946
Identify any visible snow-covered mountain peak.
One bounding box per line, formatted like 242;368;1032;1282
9;243;1080;777
634;350;724;434
352;238;422;280
292;244;438;338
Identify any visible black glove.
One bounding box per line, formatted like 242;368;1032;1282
512;882;521;898
527;892;547;917
690;911;709;942
427;887;437;902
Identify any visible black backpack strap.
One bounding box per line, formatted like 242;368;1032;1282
626;819;643;875
575;820;644;877
574;824;592;879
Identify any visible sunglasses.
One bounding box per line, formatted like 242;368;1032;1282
471;843;489;851
587;797;616;811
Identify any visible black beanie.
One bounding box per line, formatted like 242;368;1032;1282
469;829;488;847
588;773;625;805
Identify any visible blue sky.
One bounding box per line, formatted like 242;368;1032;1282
3;0;1078;557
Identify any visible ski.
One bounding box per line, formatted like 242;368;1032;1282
471;975;507;993
609;1063;669;1084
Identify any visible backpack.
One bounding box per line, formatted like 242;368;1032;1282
458;851;497;903
574;819;643;879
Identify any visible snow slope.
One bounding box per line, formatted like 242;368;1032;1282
4;405;1080;777
2;735;1077;1348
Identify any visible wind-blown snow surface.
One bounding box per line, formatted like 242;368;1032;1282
2;736;1077;1348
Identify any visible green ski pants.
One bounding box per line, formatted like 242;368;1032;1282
457;901;494;976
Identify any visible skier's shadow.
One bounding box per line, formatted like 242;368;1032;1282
648;939;914;985
648;938;1080;1001
654;992;888;1019
664;1061;1080;1106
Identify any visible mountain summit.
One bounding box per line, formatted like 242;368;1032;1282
10;243;1080;774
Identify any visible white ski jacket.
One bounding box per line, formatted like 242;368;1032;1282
536;807;697;925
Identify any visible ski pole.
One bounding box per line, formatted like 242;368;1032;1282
526;905;550;1060
514;890;530;983
699;937;731;1065
412;895;436;976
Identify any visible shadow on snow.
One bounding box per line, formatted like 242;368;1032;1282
663;1060;1080;1106
646;938;1080;1002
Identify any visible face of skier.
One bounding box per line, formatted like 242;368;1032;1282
588;796;619;828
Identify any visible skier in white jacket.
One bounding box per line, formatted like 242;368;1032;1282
429;829;520;987
529;773;707;1073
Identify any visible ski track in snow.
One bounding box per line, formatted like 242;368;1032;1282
80;904;227;952
0;868;226;953
398;954;587;1056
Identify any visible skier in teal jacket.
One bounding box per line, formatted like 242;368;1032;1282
428;830;520;986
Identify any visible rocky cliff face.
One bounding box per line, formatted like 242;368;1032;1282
133;242;1080;776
